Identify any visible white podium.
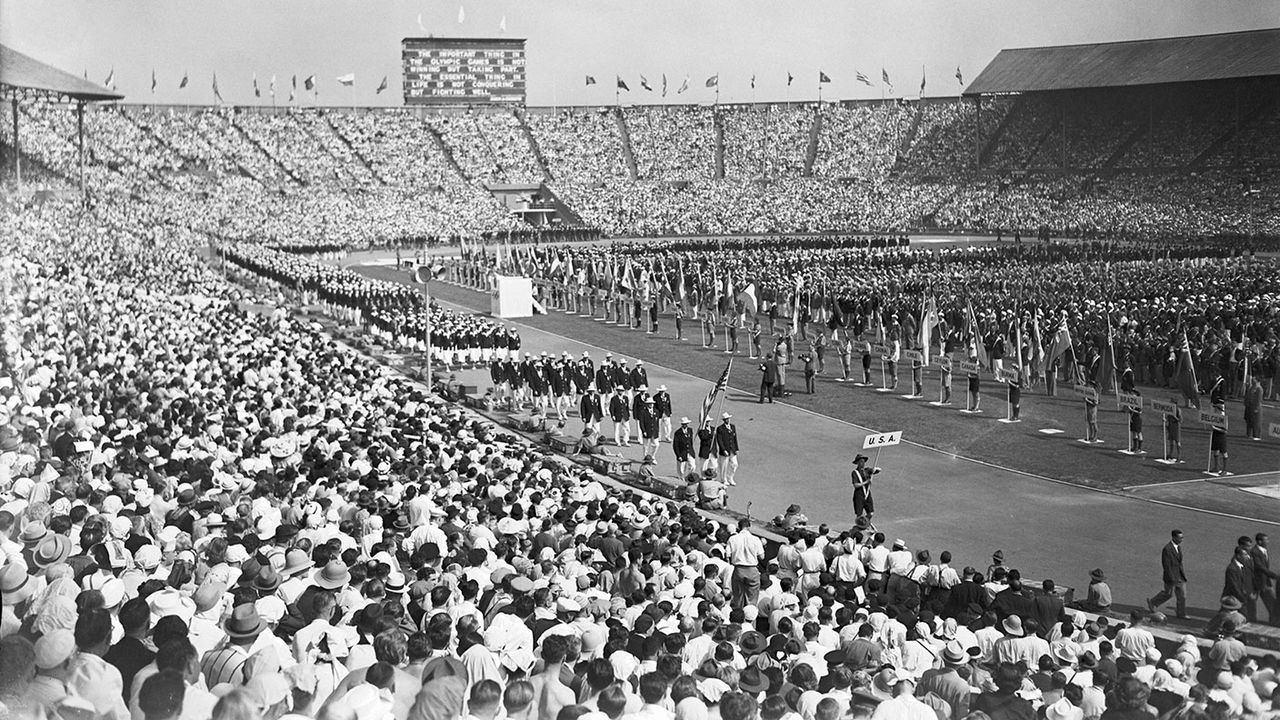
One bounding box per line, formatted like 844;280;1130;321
491;275;533;318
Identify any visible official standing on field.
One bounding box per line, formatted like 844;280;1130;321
673;417;695;478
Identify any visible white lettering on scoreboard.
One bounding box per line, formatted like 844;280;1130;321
862;431;903;449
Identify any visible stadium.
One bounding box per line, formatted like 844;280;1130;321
1;3;1279;720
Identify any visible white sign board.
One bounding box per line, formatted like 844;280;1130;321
862;431;903;449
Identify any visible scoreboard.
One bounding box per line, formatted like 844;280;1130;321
402;37;527;105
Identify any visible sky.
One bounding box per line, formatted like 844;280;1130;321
1;0;1277;108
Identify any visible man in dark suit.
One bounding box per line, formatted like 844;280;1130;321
1251;532;1278;625
713;413;739;486
672;417;695;478
1223;544;1256;621
579;386;603;434
1031;579;1066;637
1148;529;1187;619
759;353;779;403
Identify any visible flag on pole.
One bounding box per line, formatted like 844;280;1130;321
699;360;733;428
304;75;316;91
819;71;831;83
269;75;276;97
1044;315;1072;370
417;13;428;32
336;73;355;86
457;5;465;23
791;276;805;330
616;76;629;91
955;66;964;86
151;69;157;94
920;66;926;95
212;73;224;103
376;75;388;94
585;75;596;86
677;76;689;94
1030;313;1045;379
675;258;687;308
640;75;652;91
253;72;261;97
919;295;939;365
499;15;506;32
750;75;756;89
856;71;872;87
882;68;893;92
661;74;667;97
104;68;114;87
705;74;718;88
737;282;759;318
787;72;794;86
965;301;989;368
619;259;635;292
1095;314;1117;394
1175;330;1199;407
292;74;298;91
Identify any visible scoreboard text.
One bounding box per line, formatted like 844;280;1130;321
402;37;527;105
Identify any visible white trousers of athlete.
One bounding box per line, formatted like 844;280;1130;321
718;454;738;485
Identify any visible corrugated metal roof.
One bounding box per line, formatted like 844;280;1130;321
1;44;124;101
964;28;1280;96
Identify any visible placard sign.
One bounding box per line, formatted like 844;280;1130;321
997;367;1020;383
904;350;924;362
1073;384;1097;401
862;431;903;449
1149;399;1178;415
1117;392;1143;412
935;355;953;370
1198;409;1227;428
959;360;981;375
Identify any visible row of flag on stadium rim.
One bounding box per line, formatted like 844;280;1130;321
467;241;1208;409
589;67;966;95
91;69;390;101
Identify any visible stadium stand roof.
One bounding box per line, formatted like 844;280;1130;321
964;28;1280;96
0;44;124;101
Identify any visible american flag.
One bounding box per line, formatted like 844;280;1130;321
699;360;733;428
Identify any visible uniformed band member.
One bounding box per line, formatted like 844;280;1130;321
851;454;880;521
673;416;695;477
714;412;740;485
653;385;674;441
697;418;717;473
609;389;631;447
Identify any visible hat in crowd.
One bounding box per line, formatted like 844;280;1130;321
1001;615;1025;637
19;523;49;547
992;550;1005;562
225;603;267;639
1219;596;1243;611
1089;568;1106;581
193;581;226;614
313;560;351;590
1045;698;1084;720
282;549;313;577
509;576;534;594
721;412;731;420
942;641;969;666
1078;652;1099;669
35;629;76;670
1;564;35;606
253;567;282;594
1053;645;1079;666
680;417;690;424
739;667;770;694
739;631;767;656
853;454;869;464
149;589;197;624
33;535;72;570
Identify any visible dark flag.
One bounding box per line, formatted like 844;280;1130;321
855;71;872;87
616;76;629;91
750;74;755;89
819;71;831;83
104;68;114;87
677;76;689;94
640;75;652;91
253;73;261;98
662;74;667;96
212;73;223;103
882;68;893;91
787;72;794;86
151;69;157;94
1175;330;1200;407
179;71;189;89
376;75;388;94
920;66;926;95
585;75;597;86
304;75;315;91
705;74;718;87
955;66;964;86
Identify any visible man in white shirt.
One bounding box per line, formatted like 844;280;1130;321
726;519;764;608
872;673;937;720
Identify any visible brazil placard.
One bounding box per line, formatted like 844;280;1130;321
1116;392;1143;411
862;431;903;449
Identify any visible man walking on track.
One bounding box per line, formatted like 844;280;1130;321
759;353;779;403
673;417;695;477
851;454;880;522
1148;529;1187;619
728;518;764;608
715;412;740;485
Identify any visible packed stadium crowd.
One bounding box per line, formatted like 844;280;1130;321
5;96;1280;244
